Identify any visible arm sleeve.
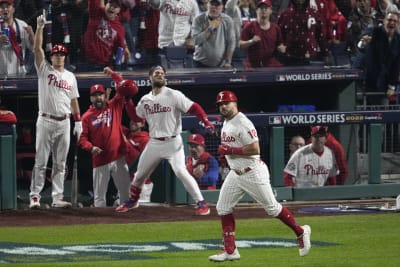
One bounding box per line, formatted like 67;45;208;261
187;102;208;124
283;172;295;187
200;156;220;186
78;117;93;152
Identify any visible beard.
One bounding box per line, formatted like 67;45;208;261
152;78;165;88
94;101;105;109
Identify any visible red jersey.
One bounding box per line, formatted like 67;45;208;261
123;127;150;166
325;133;348;185
82;0;126;64
240;21;283;68
79;94;128;168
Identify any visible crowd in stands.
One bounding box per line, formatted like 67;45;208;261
2;0;400;75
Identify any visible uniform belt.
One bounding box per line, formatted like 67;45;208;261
233;167;252;175
41;113;69;121
154;136;176;141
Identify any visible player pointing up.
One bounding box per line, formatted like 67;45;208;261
116;65;214;215
208;90;311;262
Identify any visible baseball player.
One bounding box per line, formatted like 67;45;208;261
209;90;311;262
284;126;338;187
186;133;219;190
29;11;82;209
116;65;214;215
78;67;139;207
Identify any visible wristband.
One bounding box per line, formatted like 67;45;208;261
232;147;244;155
72;113;81;121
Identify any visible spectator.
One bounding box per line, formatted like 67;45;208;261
270;0;290;21
375;0;396;25
306;126;348;185
224;0;242;46
149;0;199;50
81;0;129;70
288;134;305;158
277;0;329;65
239;0;257;28
29;12;82;209
357;9;400;106
239;0;285;68
186;133;219;190
115;65;214;215
347;0;378;56
192;0;236;68
284;126;338;187
0;0;34;77
209;90;311;261
197;0;209;13
78;67;139;207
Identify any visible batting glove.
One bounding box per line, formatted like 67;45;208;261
73;121;83;140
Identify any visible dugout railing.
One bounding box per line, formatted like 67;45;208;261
160;110;400;204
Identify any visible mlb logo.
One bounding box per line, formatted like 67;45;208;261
269;116;282;125
276;75;286;82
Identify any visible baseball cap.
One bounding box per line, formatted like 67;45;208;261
311;126;328;136
50;44;68;56
0;0;13;5
210;0;223;5
188;134;205;146
90;84;106;95
257;0;272;8
107;0;121;6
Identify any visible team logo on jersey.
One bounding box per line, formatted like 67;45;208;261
221;132;235;142
163;4;191;16
91;109;112;128
144;104;172;115
47;74;73;91
304;164;330;175
96;18;117;46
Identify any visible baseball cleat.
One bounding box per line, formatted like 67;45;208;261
297;225;311;256
51;199;72;208
195;200;210;215
115;198;139;212
29;197;40;209
209;248;240;262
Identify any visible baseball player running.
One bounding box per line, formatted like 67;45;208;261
209;90;311;262
78;67;139;207
116;65;214;215
29;11;82;209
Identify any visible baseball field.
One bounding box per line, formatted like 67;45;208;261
0;203;399;267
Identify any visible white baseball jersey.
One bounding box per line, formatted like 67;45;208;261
221;112;260;172
36;60;79;116
284;144;338;187
136;86;193;138
0;18;33;76
151;0;199;48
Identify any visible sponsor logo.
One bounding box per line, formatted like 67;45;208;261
0;238;335;263
276;73;332;82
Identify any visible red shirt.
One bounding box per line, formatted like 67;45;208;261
79;94;128;168
82;0;126;64
123;128;150;166
240;21;283;68
325;133;348;185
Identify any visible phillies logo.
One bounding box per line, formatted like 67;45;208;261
304;164;329;175
48;74;72;91
221;132;235;142
144;103;172;115
164;4;191;16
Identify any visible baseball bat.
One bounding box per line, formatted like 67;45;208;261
70;146;78;207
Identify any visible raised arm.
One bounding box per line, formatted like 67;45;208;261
34;10;46;67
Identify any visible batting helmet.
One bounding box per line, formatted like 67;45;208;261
117;79;138;96
90;84;105;95
50;44;68;56
216;90;238;104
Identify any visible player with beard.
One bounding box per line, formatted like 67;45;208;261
209;90;311;261
78;67;138;207
116;65;214;215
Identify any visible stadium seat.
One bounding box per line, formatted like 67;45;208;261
160;46;193;69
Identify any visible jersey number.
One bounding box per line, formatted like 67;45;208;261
247;129;257;139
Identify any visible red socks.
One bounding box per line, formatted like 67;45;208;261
130;186;141;202
221;214;236;254
277;207;304;236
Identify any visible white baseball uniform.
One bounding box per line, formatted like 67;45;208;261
216;112;282;217
132;86;204;202
150;0;199;48
30;60;79;202
284;144;338;187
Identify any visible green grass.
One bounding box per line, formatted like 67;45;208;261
0;214;399;267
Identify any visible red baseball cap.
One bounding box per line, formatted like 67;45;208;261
188;134;205;146
257;0;272;8
90;84;106;95
311;126;328;136
0;0;13;5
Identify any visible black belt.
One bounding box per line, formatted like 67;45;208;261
154;136;176;141
41;113;69;121
234;167;252;175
